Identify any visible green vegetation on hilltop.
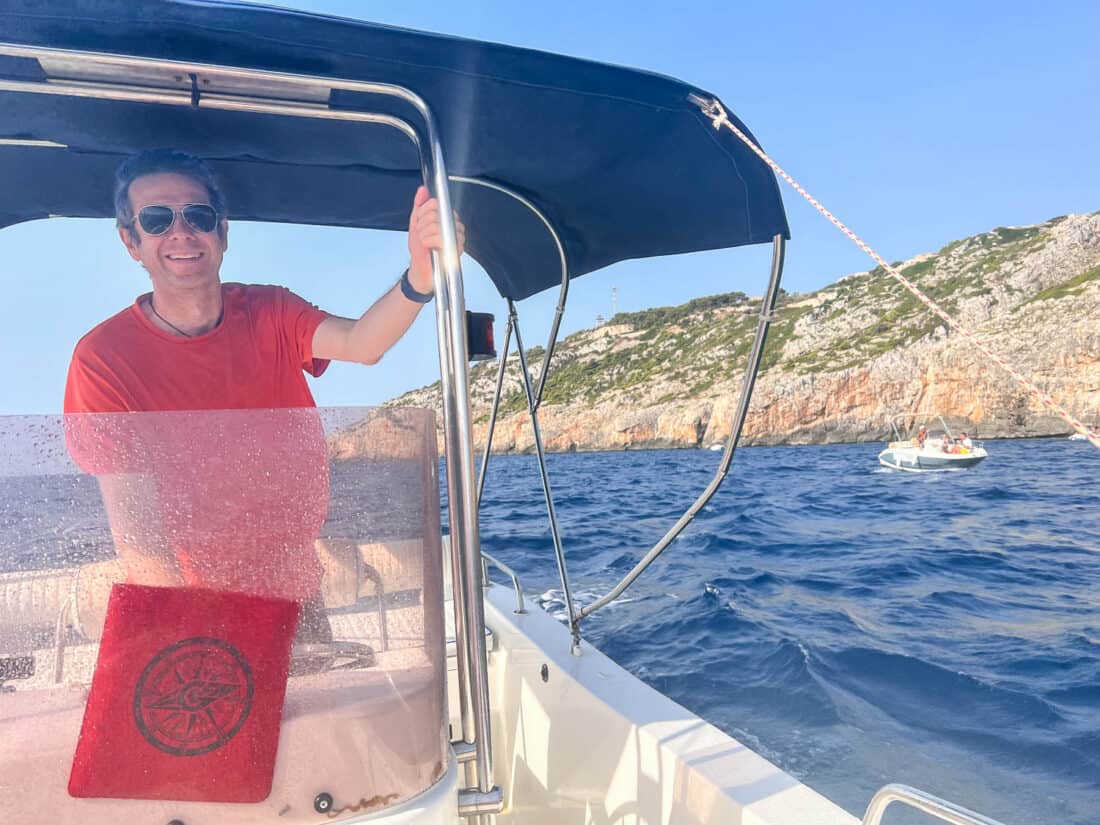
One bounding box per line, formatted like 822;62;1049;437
779;258;943;374
967;225;1049;276
493;290;764;410
389;211;1093;414
609;290;750;329
499;214;1074;403
509;289;822;405
778;219;1062;375
1023;264;1100;306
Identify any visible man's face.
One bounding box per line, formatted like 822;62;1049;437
119;172;228;292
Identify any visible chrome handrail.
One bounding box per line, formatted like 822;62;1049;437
359;562;390;652
291;640;376;675
447;176;571;412
862;784;1006;825
480;552;527;614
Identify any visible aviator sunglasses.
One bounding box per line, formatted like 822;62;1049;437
133;203;220;235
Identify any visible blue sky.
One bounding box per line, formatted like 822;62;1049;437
3;0;1098;414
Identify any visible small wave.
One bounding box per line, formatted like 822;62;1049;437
817;647;1066;738
1045;683;1100;708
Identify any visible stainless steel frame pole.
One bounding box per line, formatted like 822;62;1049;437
476;316;514;507
509;302;581;649
422;130;495;803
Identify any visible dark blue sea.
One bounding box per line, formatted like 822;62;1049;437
2;429;1096;823
474;439;1100;825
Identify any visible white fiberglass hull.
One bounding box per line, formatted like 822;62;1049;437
878;445;987;472
482;584;857;825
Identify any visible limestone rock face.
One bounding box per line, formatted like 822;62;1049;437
388;212;1100;452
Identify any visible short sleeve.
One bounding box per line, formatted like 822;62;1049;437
64;343;130;415
63;341;137;476
277;287;331;378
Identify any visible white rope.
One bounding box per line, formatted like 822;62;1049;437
698;98;1100;452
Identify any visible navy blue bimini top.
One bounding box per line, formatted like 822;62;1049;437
0;0;789;300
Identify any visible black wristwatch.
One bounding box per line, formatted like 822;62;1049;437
399;268;434;304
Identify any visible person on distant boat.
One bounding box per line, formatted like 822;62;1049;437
940;433;953;453
63;149;465;638
959;432;973;450
916;425;928;448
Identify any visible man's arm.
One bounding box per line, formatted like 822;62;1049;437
313;185;466;364
97;473;184;587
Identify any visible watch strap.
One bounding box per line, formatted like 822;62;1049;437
399;268;434;304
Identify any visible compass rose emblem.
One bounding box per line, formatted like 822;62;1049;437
133;637;255;756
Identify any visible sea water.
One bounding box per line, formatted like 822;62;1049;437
2;434;1096;823
473;438;1100;825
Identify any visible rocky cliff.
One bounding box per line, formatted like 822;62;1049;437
382;211;1100;452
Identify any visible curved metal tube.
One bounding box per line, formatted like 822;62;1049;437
450;177;576;663
0;75;421;148
862;784;1005;825
480;552;527;614
577;234;786;621
447;175;570;410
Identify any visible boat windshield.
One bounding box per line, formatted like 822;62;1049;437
0;406;447;822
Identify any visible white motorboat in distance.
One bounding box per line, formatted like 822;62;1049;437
878;415;987;472
878;440;988;472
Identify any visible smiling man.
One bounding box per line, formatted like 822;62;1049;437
65;149;463;413
62;149;462;620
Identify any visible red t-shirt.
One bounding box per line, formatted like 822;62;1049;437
64;283;329;414
64;284;332;600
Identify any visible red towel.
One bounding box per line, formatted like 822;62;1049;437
69;584;300;802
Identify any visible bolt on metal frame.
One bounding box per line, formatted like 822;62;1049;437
0;41;500;818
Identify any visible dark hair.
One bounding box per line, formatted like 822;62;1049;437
114;149;227;236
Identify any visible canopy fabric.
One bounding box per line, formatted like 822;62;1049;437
0;0;789;300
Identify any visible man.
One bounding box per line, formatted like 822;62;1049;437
66;149;463;412
64;150;464;619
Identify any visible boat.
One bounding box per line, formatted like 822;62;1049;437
878;415;988;472
0;2;1022;824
